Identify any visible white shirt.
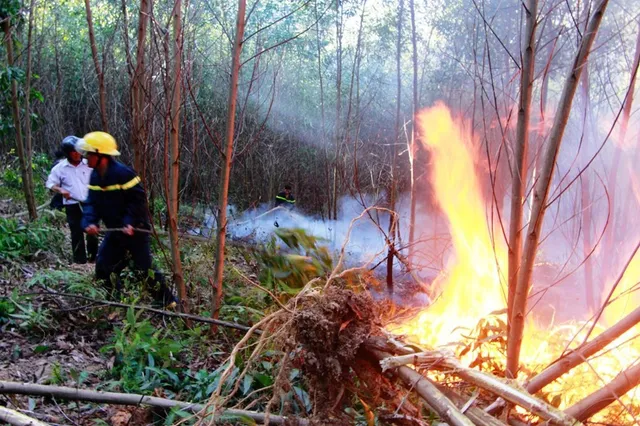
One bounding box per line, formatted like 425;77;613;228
46;159;93;205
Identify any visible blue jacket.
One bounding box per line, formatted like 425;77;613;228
82;160;150;230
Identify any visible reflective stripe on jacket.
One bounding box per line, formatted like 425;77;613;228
81;160;149;230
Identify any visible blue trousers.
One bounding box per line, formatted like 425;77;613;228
95;231;174;304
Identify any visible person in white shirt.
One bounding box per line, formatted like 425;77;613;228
46;136;98;264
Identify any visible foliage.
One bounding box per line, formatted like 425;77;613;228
28;269;107;299
0;217;64;260
101;307;184;394
253;228;332;299
3;290;53;334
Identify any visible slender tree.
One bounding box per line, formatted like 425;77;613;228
508;0;610;375
212;0;246;324
2;12;38;220
407;0;418;259
506;0;538;378
167;0;187;314
131;0;151;175
84;0;109;132
387;0;404;290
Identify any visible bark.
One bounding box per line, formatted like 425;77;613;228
381;351;582;426
526;304;640;394
314;1;329;218
332;0;344;220
132;0;151;174
212;0;246;325
2;20;38;221
387;0;404;290
435;385;507;426
564;362;640;422
369;349;475;426
24;0;36;161
168;0;188;314
0;406;47;426
0;381;305;425
509;0;610;375
506;0;538;378
84;0;109;132
578;66;597;313
408;0;418;260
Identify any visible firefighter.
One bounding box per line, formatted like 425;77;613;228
275;184;296;209
46;136;98;264
77;131;177;307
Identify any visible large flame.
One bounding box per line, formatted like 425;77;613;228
390;103;507;347
389;103;640;422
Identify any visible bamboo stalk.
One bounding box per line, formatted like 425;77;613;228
0;381;306;425
564;362;640;422
369;349;474;426
526;305;640;394
381;351;583;426
434;384;507;426
0;406;48;426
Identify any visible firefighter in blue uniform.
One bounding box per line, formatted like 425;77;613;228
78;132;177;307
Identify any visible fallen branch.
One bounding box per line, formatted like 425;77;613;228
0;381;306;425
526;304;640;394
434;384;507;426
0;406;48;426
564;362;640;422
1;202;48;219
29;290;254;332
380;351;583;426
368;349;474;426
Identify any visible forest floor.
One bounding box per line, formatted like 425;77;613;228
0;183;288;425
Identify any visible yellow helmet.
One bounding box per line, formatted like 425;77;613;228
76;131;121;156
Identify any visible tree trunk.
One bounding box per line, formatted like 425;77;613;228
132;0;151;174
387;0;404;290
508;0;609;376
603;23;640;276
407;0;418;260
167;0;187;315
332;0;343;221
506;0;538;379
2;20;38;221
24;0;36;161
212;0;246;325
84;0;109;132
564;362;640;422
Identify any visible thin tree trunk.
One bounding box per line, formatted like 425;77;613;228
314;2;329;219
332;0;343;221
509;0;609;375
506;0;538;379
603;23;640;275
212;0;246;325
2;20;37;221
168;0;187;315
24;0;36;161
84;0;109;132
577;64;597;313
132;0;151;174
564;362;640;422
407;0;418;260
388;0;404;290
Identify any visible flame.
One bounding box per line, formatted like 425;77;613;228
388;103;640;422
390;103;507;346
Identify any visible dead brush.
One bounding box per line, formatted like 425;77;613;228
188;208;411;425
